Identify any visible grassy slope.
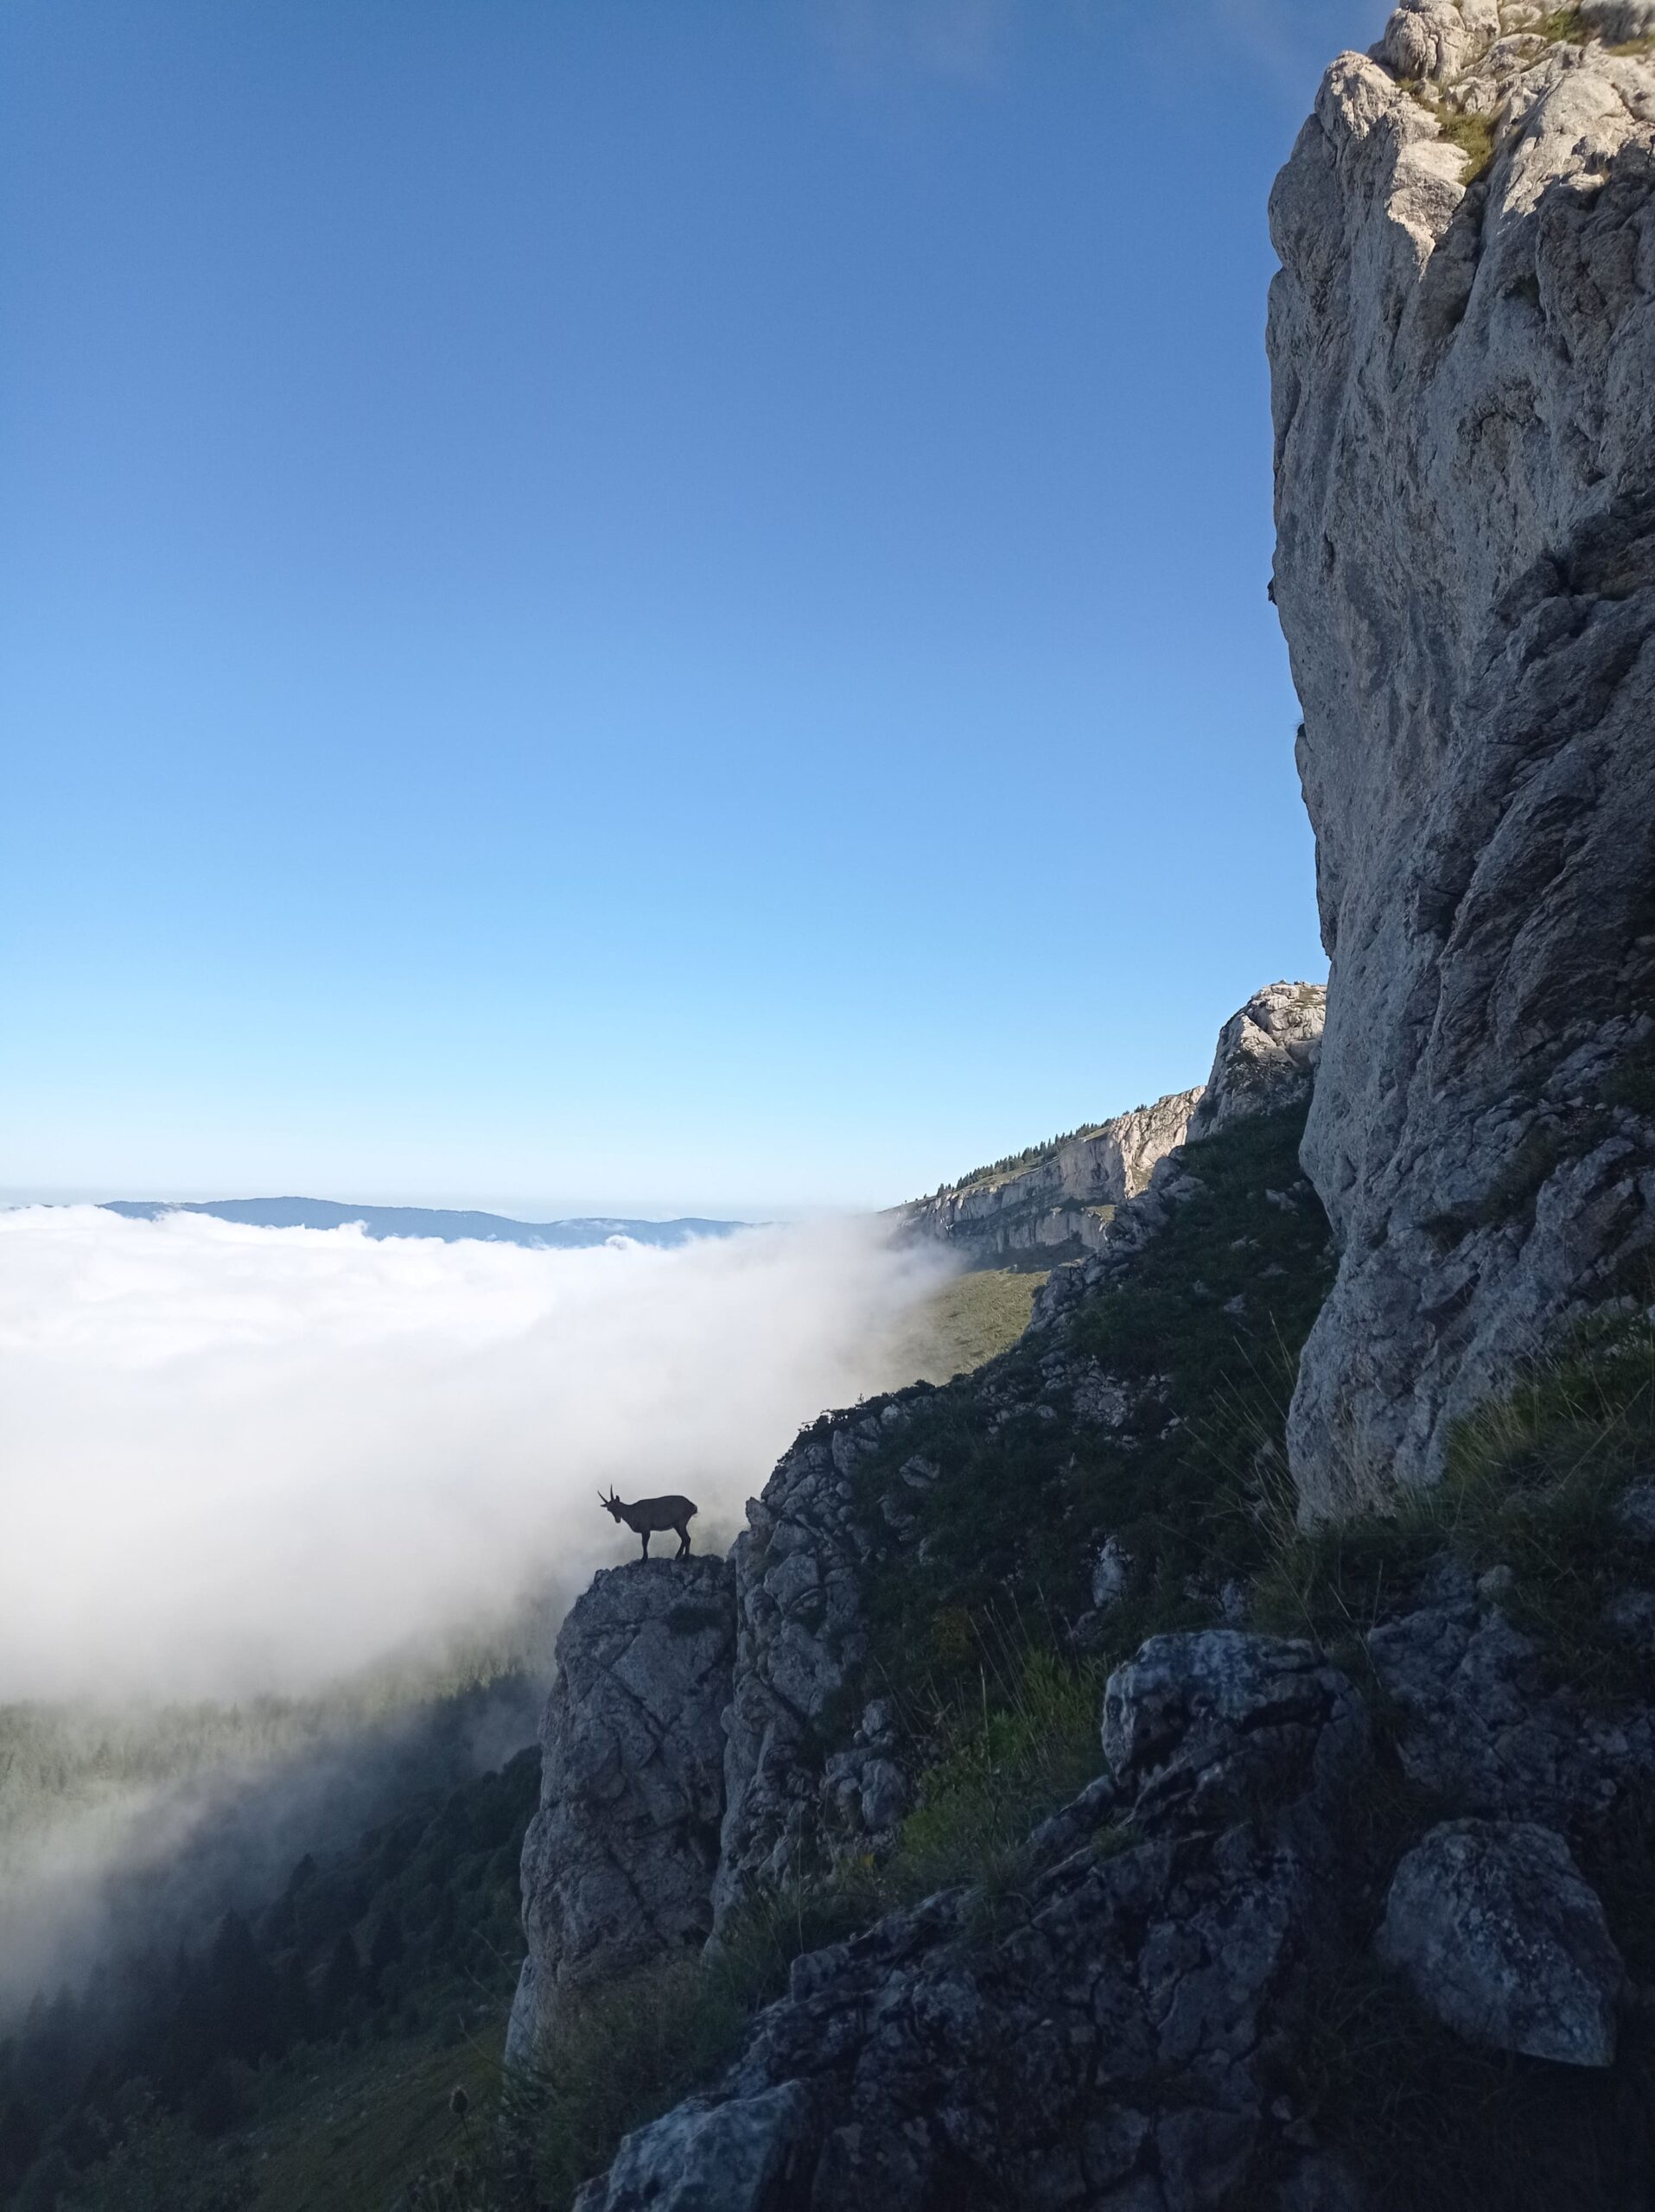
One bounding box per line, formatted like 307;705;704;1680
242;2020;504;2212
849;1105;1334;1713
889;1267;1048;1385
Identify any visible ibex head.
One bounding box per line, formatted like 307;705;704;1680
598;1487;624;1522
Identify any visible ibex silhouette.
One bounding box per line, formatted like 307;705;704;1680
599;1487;698;1560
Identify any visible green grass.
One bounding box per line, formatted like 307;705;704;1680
249;2022;506;2212
1286;1953;1653;2211
1410;88;1498;180
1255;1306;1655;1696
902;1266;1048;1382
45;2018;510;2212
881;1647;1103;1904
503;1879;875;2212
843;1105;1334;1717
1539;6;1590;41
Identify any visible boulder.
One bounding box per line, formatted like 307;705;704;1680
1103;1630;1368;1826
571;2082;819;2212
1365;1592;1655;1822
1377;1819;1625;2065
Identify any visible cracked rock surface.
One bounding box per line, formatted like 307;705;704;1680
1270;1;1655;1510
579;1632;1370;2212
509;1554;735;2062
713;1402;901;1923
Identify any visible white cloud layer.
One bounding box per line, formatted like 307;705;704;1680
0;1205;949;1703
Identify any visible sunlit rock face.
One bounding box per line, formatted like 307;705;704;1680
1186;982;1325;1141
899;1088;1205;1268
1269;2;1655;1515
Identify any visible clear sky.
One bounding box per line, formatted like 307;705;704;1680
1;0;1385;1216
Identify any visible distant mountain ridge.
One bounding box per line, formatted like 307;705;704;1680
99;1196;748;1249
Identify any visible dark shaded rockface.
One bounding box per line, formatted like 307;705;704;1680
566;1575;1655;2212
576;1634;1372;2212
512;989;1342;2033
1269;1;1655;1513
714;1109;1338;1927
509;1557;734;2063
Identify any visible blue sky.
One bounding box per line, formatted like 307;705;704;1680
1;0;1384;1215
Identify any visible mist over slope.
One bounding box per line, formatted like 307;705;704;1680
0;1205;950;1705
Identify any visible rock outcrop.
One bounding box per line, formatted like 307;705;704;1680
508;1555;735;2062
1186;982;1326;1141
899;1087;1204;1268
1364;1560;1655;1824
577;1633;1370;2212
1269;2;1655;1512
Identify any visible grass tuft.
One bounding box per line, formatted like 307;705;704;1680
1255;1306;1655;1699
883;1646;1103;1904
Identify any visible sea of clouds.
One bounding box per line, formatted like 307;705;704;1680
0;1204;951;1705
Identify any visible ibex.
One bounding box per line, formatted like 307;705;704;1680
599;1487;698;1560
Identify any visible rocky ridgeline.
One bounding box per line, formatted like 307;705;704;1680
508;973;1655;2209
503;8;1655;2196
896;1086;1202;1267
1032;982;1325;1330
899;982;1325;1270
1270;0;1655;1513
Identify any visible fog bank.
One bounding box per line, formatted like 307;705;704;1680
0;1205;950;1703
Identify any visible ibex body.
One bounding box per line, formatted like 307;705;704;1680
599;1487;697;1560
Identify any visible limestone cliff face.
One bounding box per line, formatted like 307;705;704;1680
899;1087;1203;1267
1270;1;1655;1513
508;1555;734;2062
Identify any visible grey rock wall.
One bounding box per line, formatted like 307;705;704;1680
575;1632;1371;2212
900;1086;1204;1267
508;1554;735;2061
1269;2;1655;1513
712;1401;904;1926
